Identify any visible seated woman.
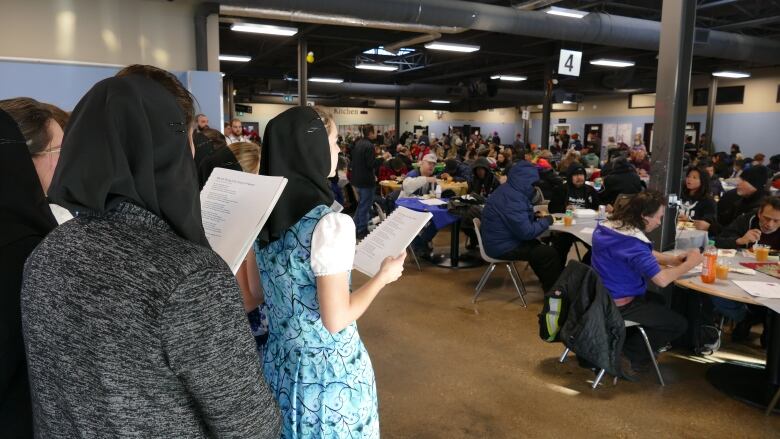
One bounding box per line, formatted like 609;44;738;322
678;165;717;232
591;190;702;377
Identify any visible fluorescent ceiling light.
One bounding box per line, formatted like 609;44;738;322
363;46;415;56
355;62;398;71
712;71;750;78
219;54;251;62
430;100;450;104
545;6;588;19
490;75;527;81
309;77;344;83
590;58;635;68
562;100;574;104
424;42;480;53
230;23;298;36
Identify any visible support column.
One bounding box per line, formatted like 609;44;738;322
648;0;697;251
394;96;401;145
705;76;718;153
541;65;552;149
522;106;530;148
225;78;235;122
297;37;308;106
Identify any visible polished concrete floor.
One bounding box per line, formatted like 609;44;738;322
353;233;780;438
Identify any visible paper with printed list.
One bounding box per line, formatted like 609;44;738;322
353;206;433;277
200;168;287;274
733;280;780;299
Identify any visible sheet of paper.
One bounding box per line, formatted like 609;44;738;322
354;207;433;277
733;280;780;299
419;198;448;206
579;227;595;235
201;168;287;274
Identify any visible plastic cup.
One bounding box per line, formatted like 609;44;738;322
754;244;770;262
563;215;573;227
716;264;729;280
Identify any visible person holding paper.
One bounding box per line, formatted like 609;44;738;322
256;106;405;439
20;68;281;438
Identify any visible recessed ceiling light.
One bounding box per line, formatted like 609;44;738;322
355;62;398;71
219;54;251;62
230;23;298;36
430;100;451;104
490;75;527;81
562;100;574;104
424;42;480;53
545;6;588;19
712;71;750;78
309;77;344;83
590;58;635;68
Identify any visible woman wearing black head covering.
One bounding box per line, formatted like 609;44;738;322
0;109;58;439
254;106;405;438
21;72;280;438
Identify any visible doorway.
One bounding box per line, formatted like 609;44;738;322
644;122;700;154
583;123;603;146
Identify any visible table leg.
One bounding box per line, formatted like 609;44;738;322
430;220;482;269
450;220;460;266
705;309;779;413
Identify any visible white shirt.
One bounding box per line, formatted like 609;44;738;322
226;134;249;145
310;212;356;276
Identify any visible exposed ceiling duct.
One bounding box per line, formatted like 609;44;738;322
218;0;780;64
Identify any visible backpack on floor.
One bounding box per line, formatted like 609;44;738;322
538;290;568;342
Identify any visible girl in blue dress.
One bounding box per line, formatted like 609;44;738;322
255;106;405;438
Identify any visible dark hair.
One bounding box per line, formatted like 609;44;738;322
0;97;55;154
685;135;693;142
755;153;766;161
361;124;375;137
759;196;780;213
608;190;666;231
731;144;741;153
200;127;228;149
42;103;70;130
389;158;404;172
115;64;195;127
685;166;711;200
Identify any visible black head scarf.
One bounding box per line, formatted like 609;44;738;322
0;109;57;247
47;75;209;247
258;106;334;245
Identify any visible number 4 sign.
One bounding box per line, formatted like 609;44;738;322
558;49;582;77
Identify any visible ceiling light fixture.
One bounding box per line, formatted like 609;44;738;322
230;23;298;36
545;6;589;19
589;58;635;68
219;54;251;62
309;77;344;83
430;100;451;104
355;62;398;71
424;42;480;53
562;100;574;104
712;71;750;78
490;75;527;81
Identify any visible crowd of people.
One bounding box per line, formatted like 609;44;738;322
3;62;779;438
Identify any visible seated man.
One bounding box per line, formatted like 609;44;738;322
440;159;473;185
400;153;438;198
712;196;779;343
592;190;702;377
481;161;562;293
378;157;407;182
600;157;644;207
717;165;769;230
702;160;725;198
549;164;600;266
580;144;600;168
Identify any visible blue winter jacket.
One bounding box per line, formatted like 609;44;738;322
481;161;553;258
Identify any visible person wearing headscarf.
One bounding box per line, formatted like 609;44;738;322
0;108;58;438
254;106;405;438
21;70;280;438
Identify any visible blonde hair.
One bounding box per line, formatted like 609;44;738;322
228;141;261;174
312;106;336;135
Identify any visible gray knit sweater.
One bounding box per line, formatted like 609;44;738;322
21;202;280;438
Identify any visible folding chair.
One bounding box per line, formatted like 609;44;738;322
472;218;527;306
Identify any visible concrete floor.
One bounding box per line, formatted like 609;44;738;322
353;233;780;438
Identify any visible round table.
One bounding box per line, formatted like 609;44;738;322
380;179;469;197
674;256;780;413
548;217;708;250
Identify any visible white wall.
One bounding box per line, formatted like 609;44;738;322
0;0;198;71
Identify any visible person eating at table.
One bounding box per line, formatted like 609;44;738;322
711;196;780;346
480;161;562;293
400;153;438;198
717;165;770;228
549;164;600;267
678;165;717;232
591;190;703;378
440;158;473;185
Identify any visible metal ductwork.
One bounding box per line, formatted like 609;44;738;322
219;0;780;64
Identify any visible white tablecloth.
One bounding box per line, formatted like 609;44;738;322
549;219;708;250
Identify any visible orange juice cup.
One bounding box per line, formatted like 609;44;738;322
563;215;573;227
715;264;729;280
754;244;770;262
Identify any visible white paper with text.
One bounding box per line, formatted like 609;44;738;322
201;168;287;274
354;206;432;277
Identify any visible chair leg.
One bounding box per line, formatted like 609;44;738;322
506;263;527;307
407;246;421;271
559;348;570;363
510;262;527;294
574;241;582;261
637;326;665;386
766;386;780;415
592;369;606;389
472;263;496;303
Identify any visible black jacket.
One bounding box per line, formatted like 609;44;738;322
549;183;599;214
716;189;766;230
350;138;379;188
601;160;643;206
714;211;758;249
547;261;627;377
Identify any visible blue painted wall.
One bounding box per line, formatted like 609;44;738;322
0;60;222;128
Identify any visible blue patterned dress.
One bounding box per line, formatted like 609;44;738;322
255;205;378;438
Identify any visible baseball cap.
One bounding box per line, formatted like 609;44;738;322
422;153;438;163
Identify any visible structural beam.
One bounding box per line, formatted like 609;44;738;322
541;64;552;149
297;37;308;106
705;76;718;153
394;96;401;145
648;0;697;252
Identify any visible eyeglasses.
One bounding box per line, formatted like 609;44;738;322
39;146;61;155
